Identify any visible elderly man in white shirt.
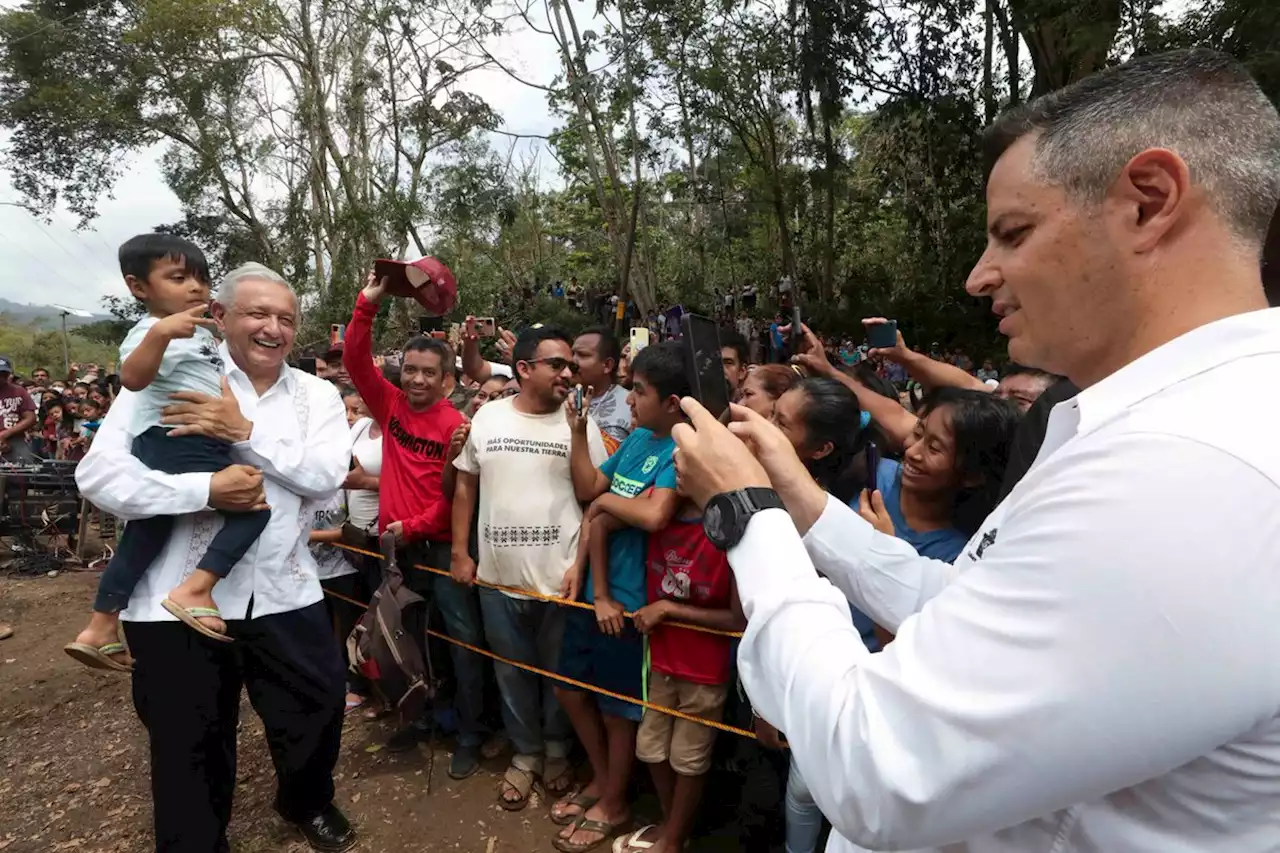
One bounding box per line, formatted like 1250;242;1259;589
668;49;1280;853
76;263;355;853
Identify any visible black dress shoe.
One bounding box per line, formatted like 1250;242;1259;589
293;804;357;852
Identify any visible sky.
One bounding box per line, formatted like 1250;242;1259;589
0;0;571;310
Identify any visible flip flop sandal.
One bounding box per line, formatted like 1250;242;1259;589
612;826;660;853
553;817;629;853
64;642;133;673
543;756;576;796
551;789;600;826
498;763;537;812
344;695;367;715
161;600;233;643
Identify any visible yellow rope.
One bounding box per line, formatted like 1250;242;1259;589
321;584;757;741
331;542;744;639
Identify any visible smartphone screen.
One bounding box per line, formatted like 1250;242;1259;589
866;320;898;350
680;314;731;418
418;315;441;335
477;317;497;337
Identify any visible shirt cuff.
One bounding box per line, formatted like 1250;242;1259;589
172;471;217;513
728;507;816;615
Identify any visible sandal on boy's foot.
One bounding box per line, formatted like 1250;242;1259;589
612;826;660;853
161;600;233;643
64;641;133;673
553;817;629;853
550;789;599;826
498;763;537;811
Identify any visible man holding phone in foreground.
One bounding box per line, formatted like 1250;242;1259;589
670;50;1280;852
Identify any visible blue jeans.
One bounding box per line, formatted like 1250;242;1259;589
478;588;571;770
432;573;489;748
786;756;824;853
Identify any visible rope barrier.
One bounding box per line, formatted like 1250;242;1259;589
331;541;744;639
321;584;758;741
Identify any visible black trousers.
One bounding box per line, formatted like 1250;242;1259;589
124;601;345;853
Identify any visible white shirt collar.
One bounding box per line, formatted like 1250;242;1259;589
1073;307;1280;433
218;340;297;397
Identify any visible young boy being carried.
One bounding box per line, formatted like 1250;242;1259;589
614;493;745;853
65;234;270;672
551;341;688;853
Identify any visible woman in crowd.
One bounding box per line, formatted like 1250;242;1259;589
737;364;798;418
756;379;1017;853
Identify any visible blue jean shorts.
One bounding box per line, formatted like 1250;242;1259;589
557;606;644;722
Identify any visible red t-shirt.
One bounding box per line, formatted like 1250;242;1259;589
645;518;734;685
344;293;465;542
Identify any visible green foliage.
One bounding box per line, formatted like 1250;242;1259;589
3;0;1277;359
0;317;120;376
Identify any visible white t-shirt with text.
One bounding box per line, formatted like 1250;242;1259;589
454;396;607;598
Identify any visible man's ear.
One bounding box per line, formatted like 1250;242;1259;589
664;394;683;414
810;439;834;461
210;301;229;334
1111;147;1190;253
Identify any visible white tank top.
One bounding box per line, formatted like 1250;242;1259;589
347;418;382;532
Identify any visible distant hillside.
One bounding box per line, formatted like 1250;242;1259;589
0;298;110;330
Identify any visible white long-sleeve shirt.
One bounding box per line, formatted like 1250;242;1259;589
76;344;351;622
732;308;1280;853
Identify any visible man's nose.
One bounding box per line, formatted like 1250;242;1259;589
965;249;1001;297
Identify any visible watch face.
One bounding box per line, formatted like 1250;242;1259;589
704;501;724;541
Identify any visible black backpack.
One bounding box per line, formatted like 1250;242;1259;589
346;532;436;722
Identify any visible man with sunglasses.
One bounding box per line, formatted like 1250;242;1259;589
451;325;608;810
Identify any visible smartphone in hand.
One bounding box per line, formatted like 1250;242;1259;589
680;314;731;419
476;317;497;337
866;320;898;350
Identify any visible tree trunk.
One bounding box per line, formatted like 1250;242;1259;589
1009;0;1123;96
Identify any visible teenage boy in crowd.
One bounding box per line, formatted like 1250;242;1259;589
571;326;631;454
613;490;745;853
345;272;485;758
551;341;687;853
451;326;609;807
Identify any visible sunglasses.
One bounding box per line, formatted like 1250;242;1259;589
522;357;579;373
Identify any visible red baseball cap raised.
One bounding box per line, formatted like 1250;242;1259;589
373;256;458;316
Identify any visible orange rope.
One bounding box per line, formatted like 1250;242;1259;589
321;585;756;740
331;542;744;639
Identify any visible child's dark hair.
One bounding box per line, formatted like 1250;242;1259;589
791;377;875;505
916;387;1020;535
118;233;211;286
631;341;692;400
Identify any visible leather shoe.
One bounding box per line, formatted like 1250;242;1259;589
293;804;357;852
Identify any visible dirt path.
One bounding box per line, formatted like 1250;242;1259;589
0;572;623;853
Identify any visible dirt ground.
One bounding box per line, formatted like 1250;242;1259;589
0;571;775;853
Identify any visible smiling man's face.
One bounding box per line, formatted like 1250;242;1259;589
214;278;298;380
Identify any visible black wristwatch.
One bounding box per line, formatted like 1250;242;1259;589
703;488;785;551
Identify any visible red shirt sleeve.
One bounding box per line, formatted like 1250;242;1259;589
343;293;397;424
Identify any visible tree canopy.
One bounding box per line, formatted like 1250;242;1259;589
2;0;1277;353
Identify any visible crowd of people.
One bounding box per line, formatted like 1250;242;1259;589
24;46;1279;853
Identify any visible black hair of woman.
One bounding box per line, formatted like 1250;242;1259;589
790;377;876;505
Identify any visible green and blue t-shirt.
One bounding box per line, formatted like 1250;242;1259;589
584;427;678;610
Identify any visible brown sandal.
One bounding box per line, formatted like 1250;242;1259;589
544;756;576;796
551;789;599;826
498;763;536;812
